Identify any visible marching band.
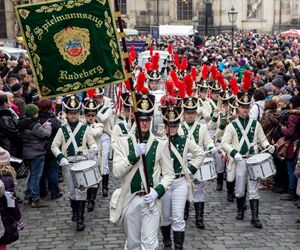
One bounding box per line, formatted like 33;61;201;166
50;48;276;250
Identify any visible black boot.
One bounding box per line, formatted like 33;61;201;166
249;199;262;228
102;175;109;197
173;231;185;250
242;194;247;210
160;225;172;250
70;199;77;221
184;200;190;221
87;187;98;212
76;201;85;231
216;173;224;191
194;202;205;229
227;181;235;202
236;197;244;220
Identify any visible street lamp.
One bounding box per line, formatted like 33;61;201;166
192;16;198;35
204;0;212;37
228;5;238;55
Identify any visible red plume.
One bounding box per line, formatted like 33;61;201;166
230;77;239;95
210;65;218;80
160;95;177;107
140;87;149;94
165;80;175;97
191;67;197;81
217;74;227;91
151;52;160;71
170;70;180;88
184;74;193;97
145;62;151;72
167;44;173;55
178;81;185;99
136;72;146;92
242;70;252;92
201;65;209;80
129;45;135;66
150;46;154;56
124;79;131;91
174;54;180;68
87;89;95;98
180;57;188;71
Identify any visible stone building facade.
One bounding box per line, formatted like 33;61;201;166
1;0;300;39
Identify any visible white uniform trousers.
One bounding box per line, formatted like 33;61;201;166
101;133;111;175
161;177;188;232
235;160;260;200
124;196;160;250
192;181;205;203
62;164;87;200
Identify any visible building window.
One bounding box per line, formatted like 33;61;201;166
177;0;192;21
117;0;127;15
247;0;263;19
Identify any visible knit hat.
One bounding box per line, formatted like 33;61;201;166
11;83;22;93
272;75;284;89
25;103;39;117
0;147;10;165
238;58;246;67
279;94;292;105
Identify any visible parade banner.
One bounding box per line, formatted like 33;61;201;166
16;0;126;99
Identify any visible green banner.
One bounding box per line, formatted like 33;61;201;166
16;0;125;98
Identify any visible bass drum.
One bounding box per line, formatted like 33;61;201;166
150;89;165;136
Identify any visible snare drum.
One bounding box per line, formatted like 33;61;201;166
246;153;276;181
71;160;102;188
66;155;87;163
193;157;217;182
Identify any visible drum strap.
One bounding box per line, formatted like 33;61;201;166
63;123;82;155
170;142;193;201
182;121;198;141
235;119;254;154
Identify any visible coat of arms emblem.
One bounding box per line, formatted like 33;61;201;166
54;27;91;65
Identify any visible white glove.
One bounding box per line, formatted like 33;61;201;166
144;188;158;204
267;145;275;154
135;143;147;157
210;147;218;154
234;153;243;162
60;158;69;166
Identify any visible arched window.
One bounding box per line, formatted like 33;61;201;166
117;0;127;15
177;0;192;21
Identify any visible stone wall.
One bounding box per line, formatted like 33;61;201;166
2;0;300;39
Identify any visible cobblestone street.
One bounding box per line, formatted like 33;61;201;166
10;171;300;250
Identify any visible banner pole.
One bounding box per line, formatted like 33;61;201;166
114;0;150;193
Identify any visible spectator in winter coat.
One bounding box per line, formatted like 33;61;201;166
37;99;62;200
0;95;20;157
0;147;24;249
17;104;52;208
249;88;266;120
281;96;300;200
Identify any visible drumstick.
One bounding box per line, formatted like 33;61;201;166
201;147;217;155
260;143;278;154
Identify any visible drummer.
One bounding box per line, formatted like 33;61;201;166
178;95;216;229
159;96;204;249
51;95;98;231
208;82;236;192
82;97;104;212
221;75;275;228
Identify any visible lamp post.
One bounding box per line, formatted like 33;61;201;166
228;5;238;55
192;16;198;35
